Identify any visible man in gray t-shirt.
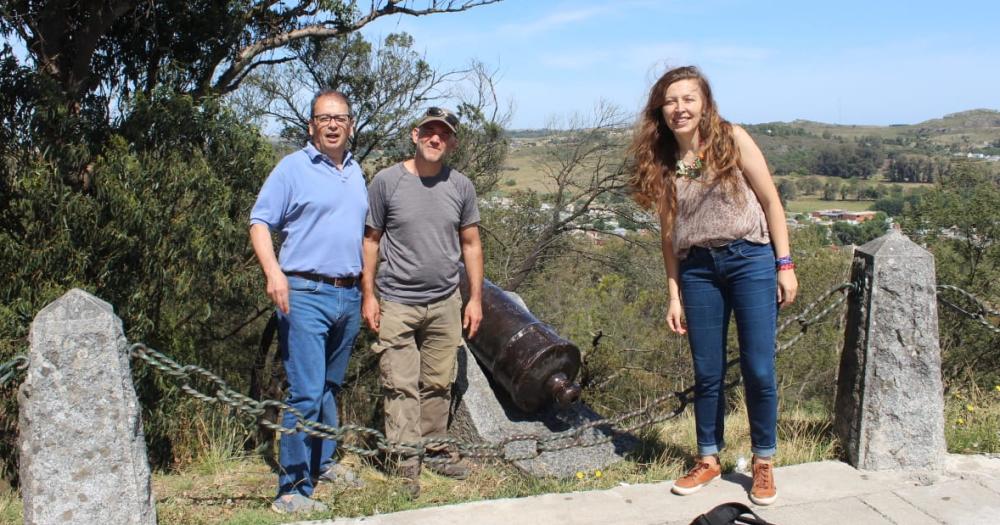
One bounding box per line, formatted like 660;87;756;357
361;107;483;497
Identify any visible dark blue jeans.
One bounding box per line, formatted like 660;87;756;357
680;240;778;457
276;276;361;497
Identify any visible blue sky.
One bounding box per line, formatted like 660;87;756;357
361;0;1000;129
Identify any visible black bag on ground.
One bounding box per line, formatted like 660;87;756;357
689;502;774;525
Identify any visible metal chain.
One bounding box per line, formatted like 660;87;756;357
0;282;859;463
0;354;28;387
606;282;855;386
130;343;696;464
936;284;1000;335
776;282;854;351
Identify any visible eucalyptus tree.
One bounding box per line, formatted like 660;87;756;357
1;1;502;102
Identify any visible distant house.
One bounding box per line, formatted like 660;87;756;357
810;209;878;223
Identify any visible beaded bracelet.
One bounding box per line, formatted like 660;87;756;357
776;255;795;272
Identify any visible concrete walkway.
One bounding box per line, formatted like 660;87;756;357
289;454;1000;525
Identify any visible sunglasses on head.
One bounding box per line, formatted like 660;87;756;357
425;107;459;128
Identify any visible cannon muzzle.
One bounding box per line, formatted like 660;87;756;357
458;269;582;413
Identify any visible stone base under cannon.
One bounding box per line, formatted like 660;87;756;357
450;343;636;478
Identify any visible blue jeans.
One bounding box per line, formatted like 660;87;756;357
277;276;361;497
680;240;778;457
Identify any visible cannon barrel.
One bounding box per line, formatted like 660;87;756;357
458;270;582;413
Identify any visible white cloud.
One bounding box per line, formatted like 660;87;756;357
498;5;612;36
621;42;773;73
538;50;613;70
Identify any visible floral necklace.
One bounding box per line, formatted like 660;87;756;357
675;151;705;179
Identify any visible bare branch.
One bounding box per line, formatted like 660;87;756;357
213;0;503;94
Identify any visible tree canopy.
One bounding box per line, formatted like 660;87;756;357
1;1;501;101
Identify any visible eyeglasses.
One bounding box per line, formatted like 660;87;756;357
313;113;351;126
425;107;459;128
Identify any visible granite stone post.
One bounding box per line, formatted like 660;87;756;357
834;231;946;470
18;289;156;524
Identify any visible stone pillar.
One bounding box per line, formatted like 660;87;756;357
834;231;945;470
18;289;156;524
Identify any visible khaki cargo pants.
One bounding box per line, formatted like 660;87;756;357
374;290;462;467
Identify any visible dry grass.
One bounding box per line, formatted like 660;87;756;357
0;489;21;525
500;147;551;193
785;198;873;214
0;392;840;525
25;385;1000;525
656;390;839;472
6;381;991;524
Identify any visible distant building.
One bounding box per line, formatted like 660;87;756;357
810;209;878;223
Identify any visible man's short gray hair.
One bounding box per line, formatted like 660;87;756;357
310;89;352;119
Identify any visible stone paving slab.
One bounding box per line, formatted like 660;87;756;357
860;491;940;524
894;479;1000;524
287;455;1000;525
668;497;896;525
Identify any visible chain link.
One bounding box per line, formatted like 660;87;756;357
776;282;854;352
121;282;995;464
936;284;1000;335
607;282;854;386
0;354;28;387
130;343;697;464
1;281;993;471
0;281;891;465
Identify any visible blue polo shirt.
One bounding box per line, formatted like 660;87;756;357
250;143;368;278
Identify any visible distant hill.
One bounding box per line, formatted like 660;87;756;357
917;109;1000;130
507;109;1000;149
752;109;1000;148
502;109;999;191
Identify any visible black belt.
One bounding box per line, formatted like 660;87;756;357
286;271;359;288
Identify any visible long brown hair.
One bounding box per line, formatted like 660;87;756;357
628;66;741;231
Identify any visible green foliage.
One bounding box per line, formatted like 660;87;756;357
777;179;798;205
243;32;435;161
447;101;510;195
480;191;560;286
515;226;854;415
872;190;925;217
0;91;275;476
821;181;840;201
1;1;482;103
1;0;505;490
813;142;883;179
901;162;1000;383
797;176;823;195
516;238;685;415
886;153;950;183
829;214;889;246
945;383;1000;454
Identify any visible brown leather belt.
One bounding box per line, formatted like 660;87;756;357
286;271;359;288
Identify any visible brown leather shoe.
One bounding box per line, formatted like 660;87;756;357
671;459;721;495
425;453;470;480
749;457;777;505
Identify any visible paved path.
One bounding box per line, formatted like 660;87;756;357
289;454;1000;525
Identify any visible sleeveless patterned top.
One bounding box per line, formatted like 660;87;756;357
671;169;770;259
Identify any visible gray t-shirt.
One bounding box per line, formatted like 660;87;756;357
366;162;480;304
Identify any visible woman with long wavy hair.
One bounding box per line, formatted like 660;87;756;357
629;66;798;506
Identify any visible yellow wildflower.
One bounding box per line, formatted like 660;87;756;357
994;385;1000;393
966;404;975;412
594;470;603;478
956;418;965;425
575;471;585;480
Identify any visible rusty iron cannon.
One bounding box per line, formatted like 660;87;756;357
458;269;582;413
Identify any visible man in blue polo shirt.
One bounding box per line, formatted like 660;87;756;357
250;89;367;515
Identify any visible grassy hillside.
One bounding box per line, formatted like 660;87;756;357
498;109;999;213
772;109;1000;146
